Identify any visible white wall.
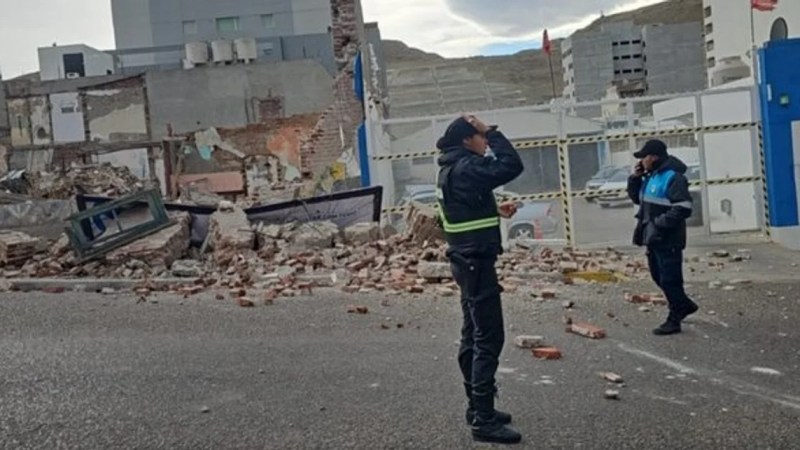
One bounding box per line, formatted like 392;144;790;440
38;45;117;81
50;93;85;143
704;0;800;84
652;86;759;233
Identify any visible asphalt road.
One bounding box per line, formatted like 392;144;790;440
2;270;800;449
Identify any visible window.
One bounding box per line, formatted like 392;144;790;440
621;55;631;60
706;40;715;51
707;57;716;68
633;68;643;73
631;39;642;44
704;6;712;18
633;54;642;59
262;42;274;56
705;23;713;35
216;17;239;32
183;20;197;35
262;13;275;28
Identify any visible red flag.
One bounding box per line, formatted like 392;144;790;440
751;0;777;11
543;29;551;55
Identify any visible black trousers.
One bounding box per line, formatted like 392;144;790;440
647;246;694;321
450;254;505;403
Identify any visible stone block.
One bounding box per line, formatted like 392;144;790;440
106;212;191;268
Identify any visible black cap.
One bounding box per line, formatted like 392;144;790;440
436;117;480;151
633;139;668;159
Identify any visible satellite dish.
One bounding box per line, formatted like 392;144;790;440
770;18;788;40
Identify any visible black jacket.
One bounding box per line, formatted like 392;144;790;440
627;156;693;250
436;129;524;258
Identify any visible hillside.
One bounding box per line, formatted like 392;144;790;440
383;0;703;109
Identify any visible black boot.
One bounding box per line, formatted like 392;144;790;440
652;320;682;335
471;393;522;444
464;384;512;425
679;300;699;320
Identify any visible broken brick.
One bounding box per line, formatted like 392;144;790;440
237;298;255;307
532;347;562;360
566;322;607;339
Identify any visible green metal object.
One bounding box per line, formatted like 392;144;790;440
65;189;174;262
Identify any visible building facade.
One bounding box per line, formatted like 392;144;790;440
38;45;118;81
703;0;800;86
110;0;334;70
561;20;706;108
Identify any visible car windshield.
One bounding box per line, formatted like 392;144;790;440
609;169;629;182
593;167;618;179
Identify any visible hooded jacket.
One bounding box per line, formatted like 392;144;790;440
626;155;693;249
436;128;524;258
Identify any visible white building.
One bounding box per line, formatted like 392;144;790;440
38;45;118;81
703;0;799;86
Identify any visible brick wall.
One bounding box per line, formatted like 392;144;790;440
299;0;364;184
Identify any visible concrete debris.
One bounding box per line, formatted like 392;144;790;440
624;292;667;306
604;389;621;400
514;335;545;349
417;262;452;280
344;222;381;245
171;259;203;278
27;163;144;199
289;221;340;249
208;207;254;264
566;322;607;339
599;372;624;383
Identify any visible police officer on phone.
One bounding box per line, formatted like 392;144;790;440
627;139;699;335
435;115;524;444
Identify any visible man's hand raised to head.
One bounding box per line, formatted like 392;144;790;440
464;114;490;135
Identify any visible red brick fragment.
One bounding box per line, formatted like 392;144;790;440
532;347;562;360
43;287;65;294
237;298;255;307
566;322;607;339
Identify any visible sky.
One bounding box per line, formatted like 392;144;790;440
0;0;666;79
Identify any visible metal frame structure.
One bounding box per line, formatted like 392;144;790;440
367;85;768;249
66;188;174;261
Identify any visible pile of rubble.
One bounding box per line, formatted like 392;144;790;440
0;204;648;297
26;163;144;198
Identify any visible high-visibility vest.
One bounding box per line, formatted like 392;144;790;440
435;165;500;235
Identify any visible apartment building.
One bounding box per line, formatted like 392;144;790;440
561;20;706;105
110;0;334;70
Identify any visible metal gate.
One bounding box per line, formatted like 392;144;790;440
366;85;767;249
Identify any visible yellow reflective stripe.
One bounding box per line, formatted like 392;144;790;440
437;201;500;233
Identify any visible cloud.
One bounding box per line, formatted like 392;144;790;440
364;0;667;57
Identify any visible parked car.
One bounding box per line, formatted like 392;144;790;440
584;166;628;202
393;185;559;240
595;164;704;227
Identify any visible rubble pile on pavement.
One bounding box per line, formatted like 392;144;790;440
26;163;144;198
0;202;651;299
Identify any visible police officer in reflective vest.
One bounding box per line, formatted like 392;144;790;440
627;139;699;335
435;115;524;444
